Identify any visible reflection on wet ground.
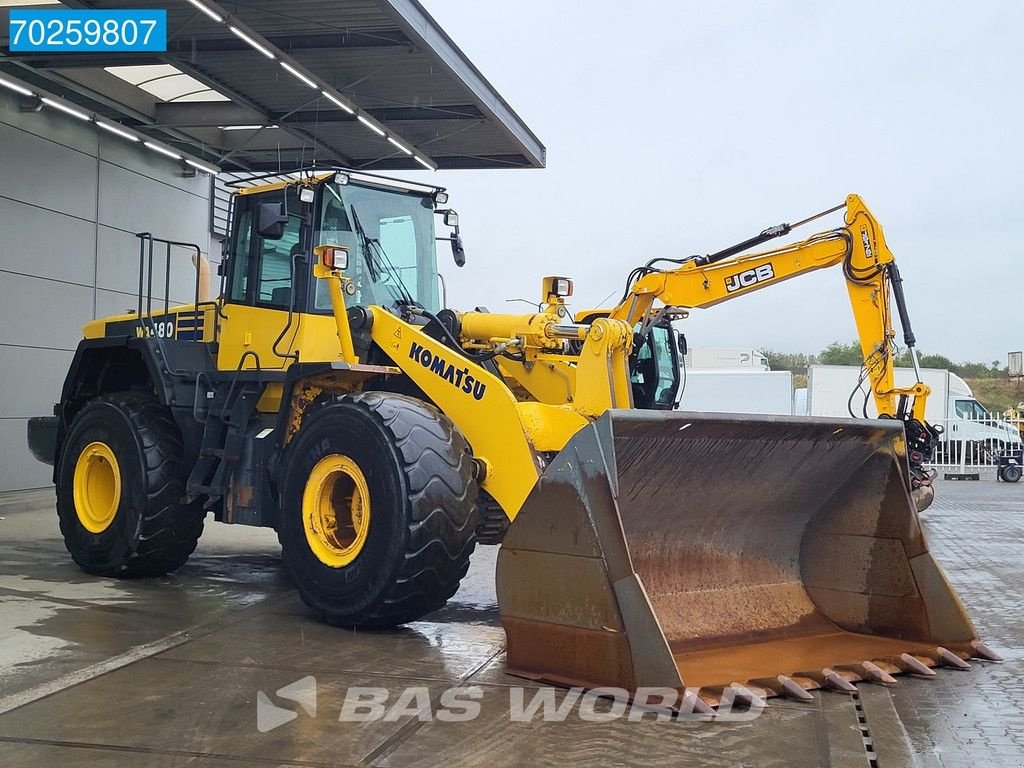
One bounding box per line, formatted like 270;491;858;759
0;479;1018;767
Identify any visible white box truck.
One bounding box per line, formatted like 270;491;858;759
679;370;794;415
683;347;770;370
806;365;1022;460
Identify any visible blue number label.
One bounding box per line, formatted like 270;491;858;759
9;9;167;53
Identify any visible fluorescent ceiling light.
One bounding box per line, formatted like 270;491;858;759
185;158;220;175
95;121;140;142
387;136;413;155
321;90;354;115
41;97;90;121
414;155;437;171
281;62;317;89
186;0;223;23
357;114;386;137
229;26;275;59
0;76;33;97
105;64;229;103
219;124;278;131
144;141;182;160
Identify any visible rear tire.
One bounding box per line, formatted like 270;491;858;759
1000;464;1022;483
56;392;204;577
278;392;478;627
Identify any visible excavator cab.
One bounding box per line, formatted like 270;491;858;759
576;311;683;410
629;317;681;409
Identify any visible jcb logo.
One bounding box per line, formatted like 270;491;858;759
724;264;774;293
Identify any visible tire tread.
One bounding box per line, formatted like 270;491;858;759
57;392;204;577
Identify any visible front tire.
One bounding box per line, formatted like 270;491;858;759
56;392;204;577
278;392;478;627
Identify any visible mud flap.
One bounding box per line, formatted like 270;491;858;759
496;411;997;703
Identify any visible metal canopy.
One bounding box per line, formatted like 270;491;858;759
0;0;545;172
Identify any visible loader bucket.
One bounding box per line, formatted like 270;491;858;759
496;411;996;704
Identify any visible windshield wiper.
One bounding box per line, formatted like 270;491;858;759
349;205;414;306
349;205;381;283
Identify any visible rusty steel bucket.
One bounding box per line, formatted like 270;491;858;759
496;411;997;704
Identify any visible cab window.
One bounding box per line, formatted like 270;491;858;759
228;205;254;302
312;182;438;313
227;192;304;308
954;399;988;420
631;325;679;409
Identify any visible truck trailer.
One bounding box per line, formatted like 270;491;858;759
807;365;1022;461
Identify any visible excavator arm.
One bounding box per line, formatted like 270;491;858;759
610;194;939;490
612;194;929;422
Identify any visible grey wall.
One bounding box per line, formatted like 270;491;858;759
0;90;212;491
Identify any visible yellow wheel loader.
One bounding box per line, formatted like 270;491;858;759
27;171;997;706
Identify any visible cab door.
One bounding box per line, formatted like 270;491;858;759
217;191;304;371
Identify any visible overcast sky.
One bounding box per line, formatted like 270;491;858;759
417;0;1022;364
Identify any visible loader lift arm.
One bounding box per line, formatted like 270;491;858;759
611;193;939;488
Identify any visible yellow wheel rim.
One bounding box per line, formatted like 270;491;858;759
302;454;372;567
73;441;121;534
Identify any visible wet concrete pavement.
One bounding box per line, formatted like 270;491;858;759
0;478;1020;767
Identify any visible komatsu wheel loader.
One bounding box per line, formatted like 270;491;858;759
27;170;998;706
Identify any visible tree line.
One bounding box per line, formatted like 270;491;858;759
764;341;1010;380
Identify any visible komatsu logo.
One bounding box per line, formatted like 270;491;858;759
409;342;487;401
724;263;774;293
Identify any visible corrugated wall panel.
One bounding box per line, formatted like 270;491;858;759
0;90;212;492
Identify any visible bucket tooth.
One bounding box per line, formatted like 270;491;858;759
897;653;937;677
709;684;768;710
819;668;858;693
764;675;815;701
684;689;718;716
970;641;1003;662
789;675;820;692
935;647;972;670
850;661;897;685
749;675;815;701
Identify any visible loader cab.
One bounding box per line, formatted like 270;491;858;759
219;171;453;369
309;174;442;314
225;172;447;317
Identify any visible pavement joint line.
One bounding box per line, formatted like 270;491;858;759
0;585;165;611
851;691;879;767
810;694;834;767
0;590;292;717
359;645;507;767
857;687;923;768
0;734;360;768
149;653;494;683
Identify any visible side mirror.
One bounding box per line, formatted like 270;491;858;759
257;202;288;240
677;332;688;357
450;233;466;268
